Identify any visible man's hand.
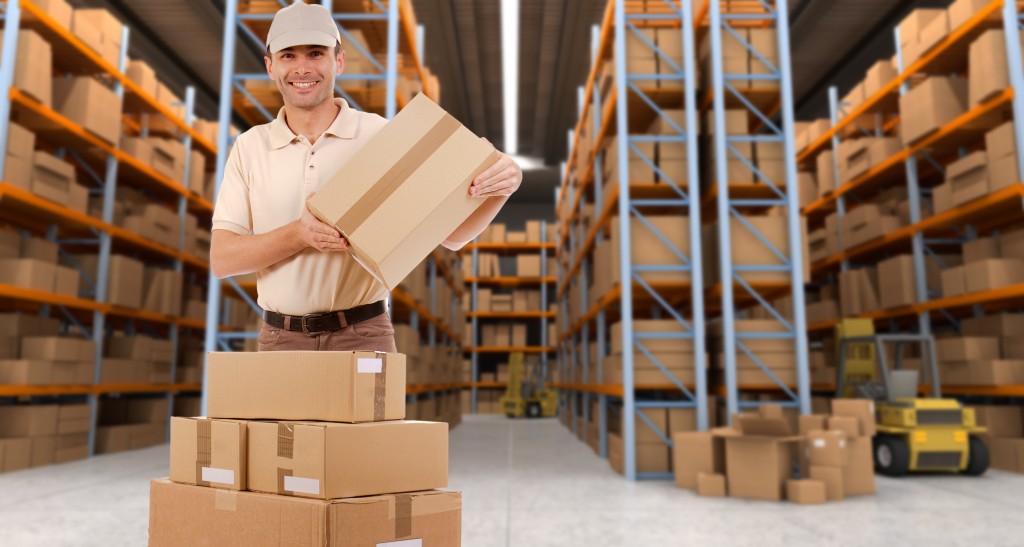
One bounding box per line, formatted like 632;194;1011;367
469;139;523;197
296;193;350;253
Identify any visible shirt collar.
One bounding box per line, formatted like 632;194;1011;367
268;98;358;149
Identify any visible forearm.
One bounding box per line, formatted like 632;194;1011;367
442;195;508;250
210;223;305;279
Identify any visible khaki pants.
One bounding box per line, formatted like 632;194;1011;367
257;311;398;352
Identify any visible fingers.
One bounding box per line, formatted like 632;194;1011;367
474;181;515;197
471;167;520;196
473;156;510;186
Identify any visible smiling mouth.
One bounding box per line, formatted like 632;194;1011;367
289;80;320;89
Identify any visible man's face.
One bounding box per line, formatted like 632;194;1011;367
264;44;345;110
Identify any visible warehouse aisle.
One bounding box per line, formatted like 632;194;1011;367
2;415;1024;546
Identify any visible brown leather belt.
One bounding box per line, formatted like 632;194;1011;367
263;300;387;336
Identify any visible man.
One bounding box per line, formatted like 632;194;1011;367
210;3;521;352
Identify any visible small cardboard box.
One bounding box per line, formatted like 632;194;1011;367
247;420;448;499
787;479;827;505
207;351;406;422
148;479;462;547
308;94;499;290
34;0;73;30
516;255;541;277
936;337;1000;363
806;430;848;468
721;414;800;501
31;151;76;206
0;29;53;106
126;59;158;99
0;258;57;292
949;0;991;31
940;264;967;297
831;399;877;437
964;258;1024;293
946;151;989;207
968;29;1016;106
827;416;861;439
696;472;726;497
878;254;917;309
169;417;247;491
898;76;968;146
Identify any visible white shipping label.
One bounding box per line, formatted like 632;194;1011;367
812;439;826;448
284;476;321;495
201;467;235;485
377;540;422;547
358;357;383;373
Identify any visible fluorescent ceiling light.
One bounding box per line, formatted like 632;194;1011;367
509;154;546;171
501;0;519;155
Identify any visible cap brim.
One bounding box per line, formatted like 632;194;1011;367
268;29;338;53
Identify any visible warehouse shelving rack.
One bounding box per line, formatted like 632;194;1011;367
704;0;810;418
202;0;462;414
0;0;216;454
463;235;555;414
798;0;1024;397
554;0;707;480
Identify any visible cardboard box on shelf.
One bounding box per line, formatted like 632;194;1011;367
126;59;158;99
31;151;76;206
0;404;58;437
985;121;1018;190
169;417;247;491
0;258;57;292
963;237;1000;263
899;76;968;146
51;76;123;145
206;351;406;422
968;29;1020;106
148;480;461;547
940;264;967;297
6;121;35;161
816;149;836;197
0;314;60;337
517;254;541;277
936;337;1000;363
149;138;187;183
20;336;95;362
247;420;447;499
0;30;53;106
863;59;898;99
0;360;53;385
308;95;499;290
34;0;73;30
949;0;991;30
3;153;32;191
946;151;989;207
705;214;807;286
73;8;123;67
878;255;917;309
962;313;1024;337
964;258;1024;294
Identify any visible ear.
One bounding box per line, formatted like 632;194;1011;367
337;49;346;75
264;54;273;77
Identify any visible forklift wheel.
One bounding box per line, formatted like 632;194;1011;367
526;402;542;418
874;435;911;477
962;436;990;476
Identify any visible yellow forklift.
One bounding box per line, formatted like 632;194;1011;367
835;319;988;476
501;352;558;418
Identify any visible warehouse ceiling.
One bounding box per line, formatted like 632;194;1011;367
82;0;954;193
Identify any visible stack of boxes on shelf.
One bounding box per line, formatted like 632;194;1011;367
0;313;93;386
609;403;716;477
673;401;875;503
96;397;169;454
0;233;80;296
933;313;1024;387
100;333;174;386
0;402;90;472
150;350;461;544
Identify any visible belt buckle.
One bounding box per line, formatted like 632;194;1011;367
300;313;325;337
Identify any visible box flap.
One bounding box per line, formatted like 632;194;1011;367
737;415;794;437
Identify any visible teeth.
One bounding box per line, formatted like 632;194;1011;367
292;81;317;89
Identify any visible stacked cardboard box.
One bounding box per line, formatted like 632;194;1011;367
604;320;702;386
710;320;796;385
0;401;91;471
609;404;714;476
102;334;174;385
969;404;1024;472
151;351;460;544
941;233;1024;298
673;401;875;502
935;314;1024;386
96;397;169;454
0;234;81;295
703;214;808;287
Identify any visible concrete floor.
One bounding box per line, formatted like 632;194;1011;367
1;415;1023;546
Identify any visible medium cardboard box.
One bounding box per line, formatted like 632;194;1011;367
0;438;32;472
170;417;247;491
831;399;877;437
3;153;32;191
918;9;949;53
722;415;800;501
248;420;448;499
843;436;876;495
696;472;726;497
899;77;968;146
786;479;826;504
936;337;1000;363
816;149;836;197
20;336;96;362
149;137;187;183
516;254;541;277
946;151;989;207
34;0;74;30
706;215;808;286
0;258;57;291
940;265;967;297
964;258;1024;293
31;151;76;205
52;76;123;145
126;59;158;99
672;431;726;490
6;121;36;161
809;465;844;501
970;360;1024;385
149;479;461;547
828;416;860;439
29;435;56;468
878;254;917;309
21;237;58;262
968;29;1020;105
207;351;406;422
308;94;499;290
863;59;898;99
0;404;59;437
75;8;123;67
610;319;695;355
108;254;145;308
0;313;60;336
963;237;1000;263
962;314;1024;338
0;30;53;106
949;0;991;30
806;430;848;468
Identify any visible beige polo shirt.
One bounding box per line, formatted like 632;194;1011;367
212;98;390;315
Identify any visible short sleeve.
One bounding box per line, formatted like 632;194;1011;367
211;138;252;235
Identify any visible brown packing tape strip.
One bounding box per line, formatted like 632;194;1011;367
195;419;211;487
277;422;295;495
373;352;387;421
394;493;413;539
336;114;461;233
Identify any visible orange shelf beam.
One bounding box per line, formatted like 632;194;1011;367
468;311;555;319
464;346;555;353
466;276;556;286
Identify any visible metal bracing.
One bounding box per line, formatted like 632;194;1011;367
710;0;810;418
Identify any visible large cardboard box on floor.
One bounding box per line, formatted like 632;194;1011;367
248;420;448;499
206;351;406;422
720;411;800;501
169;417;247;491
308;94;499;290
149;479;461;547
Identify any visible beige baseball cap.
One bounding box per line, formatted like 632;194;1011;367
266;3;341;54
